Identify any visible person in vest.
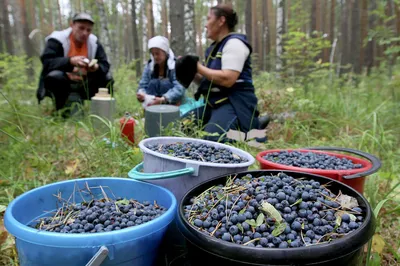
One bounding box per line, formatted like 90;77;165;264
176;4;260;142
136;36;185;107
36;13;113;116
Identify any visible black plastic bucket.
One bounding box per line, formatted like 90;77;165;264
177;170;375;266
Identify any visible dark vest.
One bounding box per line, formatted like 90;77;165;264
198;33;253;94
198;33;259;132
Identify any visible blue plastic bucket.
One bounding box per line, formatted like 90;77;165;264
4;177;177;266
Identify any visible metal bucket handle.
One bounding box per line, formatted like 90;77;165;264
128;162;196;180
305;147;381;180
86;246;109;266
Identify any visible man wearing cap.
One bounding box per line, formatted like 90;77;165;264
36;13;113;116
136;36;185;107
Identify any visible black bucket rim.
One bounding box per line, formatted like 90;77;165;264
177;170;376;265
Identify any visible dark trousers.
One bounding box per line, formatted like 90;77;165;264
44;70;109;110
189;102;239;142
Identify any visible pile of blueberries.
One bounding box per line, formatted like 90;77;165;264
146;142;248;164
263;150;363;170
184;173;364;248
34;198;167;234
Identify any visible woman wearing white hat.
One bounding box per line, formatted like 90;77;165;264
136;36;185;107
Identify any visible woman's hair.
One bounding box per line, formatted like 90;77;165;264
211;4;238;32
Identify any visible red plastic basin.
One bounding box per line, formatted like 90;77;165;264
256;147;381;194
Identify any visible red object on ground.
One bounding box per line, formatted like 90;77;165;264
120;112;135;145
256;148;380;194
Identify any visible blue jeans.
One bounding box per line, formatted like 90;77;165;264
188;102;239;142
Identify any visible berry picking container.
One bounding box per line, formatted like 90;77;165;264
4;177;177;266
177;170;376;266
129;136;255;202
256;147;381;194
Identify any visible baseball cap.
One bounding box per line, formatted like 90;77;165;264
72;13;95;24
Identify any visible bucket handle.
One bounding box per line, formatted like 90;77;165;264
128;162;195;180
305;147;381;180
86;246;109;266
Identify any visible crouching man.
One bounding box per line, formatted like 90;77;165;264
36;13;113;116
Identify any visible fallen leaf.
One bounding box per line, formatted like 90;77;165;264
337;194;358;209
371;234;385;254
0;205;5;213
65;159;81;176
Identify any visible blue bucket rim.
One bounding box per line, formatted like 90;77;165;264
4;177;177;247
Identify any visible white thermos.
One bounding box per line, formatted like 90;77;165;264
90;88;116;130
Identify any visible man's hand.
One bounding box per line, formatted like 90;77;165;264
148;97;166;106
70;56;88;68
87;63;99;72
136;93;145;102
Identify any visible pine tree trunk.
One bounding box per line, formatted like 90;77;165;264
1;0;14;54
267;0;275;61
47;0;54;32
196;0;204;60
339;0;351;74
96;0;114;65
169;0;185;56
276;0;285;73
360;0;368;72
251;0;258;70
245;0;252;46
146;0;155;39
19;0;34;75
351;0;361;74
161;0;169;38
262;0;270;71
330;0;335;43
131;0;141;77
366;0;376;74
57;0;63;29
311;0;317;32
184;0;197;54
0;6;4;54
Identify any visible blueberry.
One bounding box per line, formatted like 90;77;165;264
341;214;350;223
229;225;239;235
348;221;359;230
291;221;302;231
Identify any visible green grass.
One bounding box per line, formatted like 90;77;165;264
0;55;399;265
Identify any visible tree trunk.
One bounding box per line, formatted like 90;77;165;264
19;0;34;75
339;0;351;74
262;0;270;71
146;0;155;39
161;0;169;38
96;0;114;65
196;0;204;60
360;0;368;72
184;0;197;54
351;0;361;74
267;0;275;61
245;0;252;46
311;0;317;32
330;0;335;43
251;0;258;70
131;0;141;77
276;0;285;73
57;0;63;29
47;0;54;32
169;0;185;56
0;5;4;54
366;0;376;74
1;0;14;54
